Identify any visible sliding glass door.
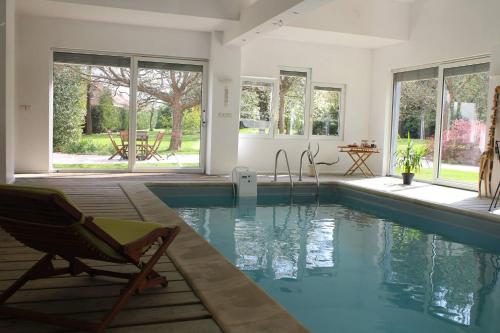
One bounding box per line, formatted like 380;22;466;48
437;63;489;185
52;52;131;170
134;59;206;170
391;68;439;181
391;60;490;189
52;52;206;172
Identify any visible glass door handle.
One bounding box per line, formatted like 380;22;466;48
202;109;208;127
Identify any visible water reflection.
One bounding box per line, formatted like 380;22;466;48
177;202;500;332
381;223;500;328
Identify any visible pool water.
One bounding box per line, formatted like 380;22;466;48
150;184;500;333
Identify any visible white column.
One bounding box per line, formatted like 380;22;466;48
205;32;241;175
0;0;15;184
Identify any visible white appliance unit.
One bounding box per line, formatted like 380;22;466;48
231;166;257;197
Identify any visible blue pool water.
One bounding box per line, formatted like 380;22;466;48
150;184;500;333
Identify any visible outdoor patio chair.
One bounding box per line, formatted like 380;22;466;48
146;130;165;161
0;184;180;332
107;130;128;160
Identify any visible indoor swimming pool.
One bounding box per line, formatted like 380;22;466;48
150;183;500;333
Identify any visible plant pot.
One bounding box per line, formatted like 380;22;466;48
307;164;318;177
401;172;414;185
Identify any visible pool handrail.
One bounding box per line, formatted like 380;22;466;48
273;149;294;189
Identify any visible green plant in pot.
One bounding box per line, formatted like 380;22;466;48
396;133;426;185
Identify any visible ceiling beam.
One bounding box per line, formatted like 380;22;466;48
223;0;334;46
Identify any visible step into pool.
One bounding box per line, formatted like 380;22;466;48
149;183;500;333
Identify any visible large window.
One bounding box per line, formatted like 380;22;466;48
438;63;489;184
239;78;274;136
52;51;206;171
312;85;345;137
239;69;347;139
277;70;309;136
391;60;490;189
52;52;131;170
391;67;439;181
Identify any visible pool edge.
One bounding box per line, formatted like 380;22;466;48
121;181;309;333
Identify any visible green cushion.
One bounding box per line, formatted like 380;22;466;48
92;218;163;245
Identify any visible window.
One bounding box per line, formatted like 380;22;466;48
391;67;439;181
239;78;274;135
438;63;489;185
238;69;344;140
277;70;309;136
391;60;490;189
312;85;345;137
51;51;207;172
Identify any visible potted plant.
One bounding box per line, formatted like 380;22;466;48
396;133;426;185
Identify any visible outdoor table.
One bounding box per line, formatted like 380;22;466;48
338;145;379;177
118;131;150;160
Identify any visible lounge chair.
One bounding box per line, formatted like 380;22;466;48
0;185;180;332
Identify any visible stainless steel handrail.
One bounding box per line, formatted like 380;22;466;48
273;149;294;189
298;149;320;192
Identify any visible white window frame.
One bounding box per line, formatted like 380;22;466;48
310;82;346;140
238;76;276;138
274;67;311;139
389;56;491;191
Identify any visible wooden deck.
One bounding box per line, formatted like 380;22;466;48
0;175;223;333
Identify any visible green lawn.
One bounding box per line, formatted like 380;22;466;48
54;130;201;169
239;128;270;135
396;138;429;152
59;130;200;156
396;167;477;184
53;162;199;169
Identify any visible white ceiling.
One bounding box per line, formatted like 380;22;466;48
17;0;239;31
17;0;410;49
266;26;404;49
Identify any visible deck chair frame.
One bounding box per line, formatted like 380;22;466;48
107;130;128;160
146;130;165;161
0;189;180;333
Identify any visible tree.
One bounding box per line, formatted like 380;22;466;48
53;64;86;151
88;67;202;151
278;75;305;134
240;85;271;124
99;90;120;131
312;89;340;135
398;79;437;140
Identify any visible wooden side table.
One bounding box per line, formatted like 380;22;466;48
338;146;379;177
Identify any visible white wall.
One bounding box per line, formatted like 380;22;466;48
0;0;15;183
238;38;372;173
206;32;241;175
370;0;500;176
15;15;210;173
